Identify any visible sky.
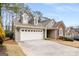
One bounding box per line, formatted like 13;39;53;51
27;3;79;27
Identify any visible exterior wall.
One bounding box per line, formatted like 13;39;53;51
44;29;47;38
47;30;56;39
65;29;79;38
14;28;20;42
46;21;54;28
15;27;45;41
57;23;65;38
55;30;58;39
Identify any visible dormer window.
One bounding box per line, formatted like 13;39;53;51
22;13;29;24
34;16;39;25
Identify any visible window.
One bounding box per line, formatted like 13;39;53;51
22;30;24;32
34;16;38;25
39;30;42;32
28;30;30;32
36;30;38;32
34;30;35;32
31;30;33;32
41;30;42;32
59;28;63;36
25;30;27;32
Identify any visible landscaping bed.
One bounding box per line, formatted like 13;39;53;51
0;45;8;56
3;40;26;56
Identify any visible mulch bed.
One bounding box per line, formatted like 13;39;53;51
3;39;26;56
4;39;17;45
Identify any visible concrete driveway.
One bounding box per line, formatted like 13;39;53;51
18;40;79;56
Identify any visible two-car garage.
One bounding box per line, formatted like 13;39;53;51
20;28;44;41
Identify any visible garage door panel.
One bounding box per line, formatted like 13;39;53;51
20;29;43;41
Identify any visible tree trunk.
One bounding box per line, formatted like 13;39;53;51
0;37;3;45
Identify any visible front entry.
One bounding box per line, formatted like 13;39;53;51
47;29;57;39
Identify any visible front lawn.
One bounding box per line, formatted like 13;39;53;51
51;39;79;48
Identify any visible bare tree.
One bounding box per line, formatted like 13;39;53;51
33;11;43;22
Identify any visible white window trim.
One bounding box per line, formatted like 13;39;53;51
59;28;63;36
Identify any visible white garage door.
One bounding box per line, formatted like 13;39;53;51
20;28;43;41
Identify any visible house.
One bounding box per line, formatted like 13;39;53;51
65;27;79;38
14;10;65;41
53;21;66;39
65;27;74;37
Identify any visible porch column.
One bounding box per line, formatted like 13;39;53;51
55;29;58;40
45;29;47;38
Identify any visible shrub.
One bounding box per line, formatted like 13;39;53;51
0;36;3;45
74;36;79;41
0;24;5;45
63;37;74;41
58;36;64;39
58;36;74;41
5;30;14;39
9;31;14;39
5;30;10;37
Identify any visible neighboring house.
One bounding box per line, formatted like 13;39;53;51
14;11;65;41
65;27;79;38
65;27;74;37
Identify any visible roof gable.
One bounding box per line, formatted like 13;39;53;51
54;21;65;28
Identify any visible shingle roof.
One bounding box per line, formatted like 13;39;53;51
53;21;65;27
40;20;52;26
14;19;45;28
40;17;56;27
14;16;59;29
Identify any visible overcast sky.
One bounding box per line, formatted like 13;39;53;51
27;3;79;27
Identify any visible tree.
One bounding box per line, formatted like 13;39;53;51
0;17;5;45
0;5;5;38
3;3;20;31
0;3;3;26
19;4;34;23
33;11;43;22
1;3;10;30
0;3;4;34
0;3;2;16
10;4;21;32
33;11;43;17
0;23;5;38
